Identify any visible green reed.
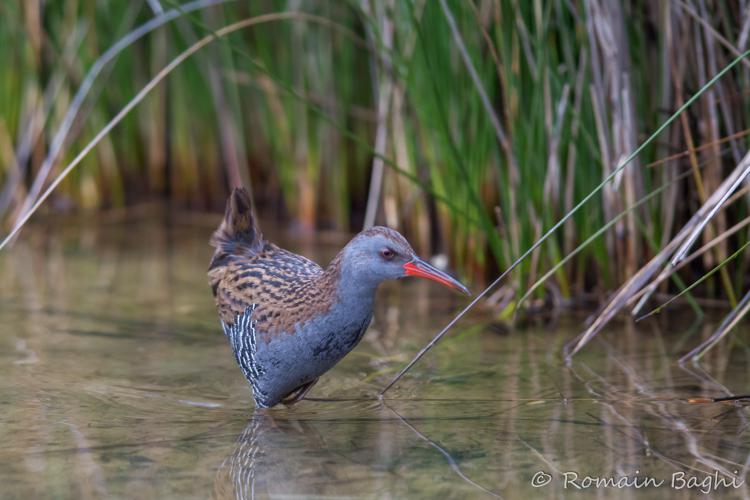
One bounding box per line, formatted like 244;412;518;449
1;0;750;326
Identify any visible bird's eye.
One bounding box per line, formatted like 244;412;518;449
380;248;395;260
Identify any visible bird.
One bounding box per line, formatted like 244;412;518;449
208;187;469;408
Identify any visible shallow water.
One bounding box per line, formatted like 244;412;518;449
1;210;750;499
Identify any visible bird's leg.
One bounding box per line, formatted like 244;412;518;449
280;378;319;406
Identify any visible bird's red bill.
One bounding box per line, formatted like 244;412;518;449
403;259;470;295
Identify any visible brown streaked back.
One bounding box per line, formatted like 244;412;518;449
210;242;341;342
209;187;343;341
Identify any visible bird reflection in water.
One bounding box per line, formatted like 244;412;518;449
213;410;333;499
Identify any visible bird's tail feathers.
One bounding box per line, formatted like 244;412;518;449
210;187;264;257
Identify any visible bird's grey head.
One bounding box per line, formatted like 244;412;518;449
336;226;470;296
340;227;415;286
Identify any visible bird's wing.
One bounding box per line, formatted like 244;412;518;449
215;243;338;342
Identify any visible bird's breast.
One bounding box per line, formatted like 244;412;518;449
267;297;373;364
252;298;373;399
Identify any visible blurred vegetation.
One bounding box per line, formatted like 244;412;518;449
2;0;750;329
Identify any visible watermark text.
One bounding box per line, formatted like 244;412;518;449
531;470;744;494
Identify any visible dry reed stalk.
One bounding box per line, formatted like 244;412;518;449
569;150;750;358
362;0;395;230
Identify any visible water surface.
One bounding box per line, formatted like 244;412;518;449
1;210;749;499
